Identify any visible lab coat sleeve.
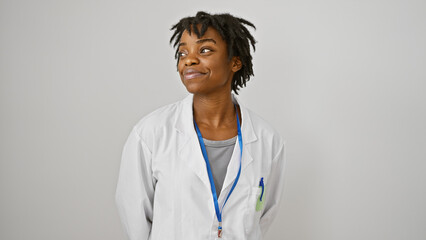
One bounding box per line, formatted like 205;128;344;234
115;127;155;240
259;142;287;237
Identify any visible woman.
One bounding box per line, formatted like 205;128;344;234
115;11;286;240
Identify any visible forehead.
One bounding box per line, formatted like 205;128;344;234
179;26;225;45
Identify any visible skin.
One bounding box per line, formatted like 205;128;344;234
177;25;242;140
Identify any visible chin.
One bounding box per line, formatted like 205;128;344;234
182;82;204;94
184;85;202;94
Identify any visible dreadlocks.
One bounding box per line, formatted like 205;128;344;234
169;11;256;95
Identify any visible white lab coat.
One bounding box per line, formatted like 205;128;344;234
115;93;287;240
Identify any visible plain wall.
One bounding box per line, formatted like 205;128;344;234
1;0;425;239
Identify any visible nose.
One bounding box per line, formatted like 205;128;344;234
184;52;199;66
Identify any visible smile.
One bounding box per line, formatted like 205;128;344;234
183;68;207;80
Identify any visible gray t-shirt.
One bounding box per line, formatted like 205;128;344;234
203;135;237;197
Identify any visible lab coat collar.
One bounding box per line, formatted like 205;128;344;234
173;93;257;194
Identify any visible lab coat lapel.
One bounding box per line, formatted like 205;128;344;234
174;94;212;190
220;94;257;197
179;134;212;190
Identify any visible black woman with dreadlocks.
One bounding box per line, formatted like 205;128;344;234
116;11;286;240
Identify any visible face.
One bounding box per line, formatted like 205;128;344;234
177;25;241;95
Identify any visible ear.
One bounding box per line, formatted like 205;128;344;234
231;56;242;72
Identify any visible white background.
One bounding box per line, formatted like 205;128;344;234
1;0;425;239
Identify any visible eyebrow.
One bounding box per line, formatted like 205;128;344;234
178;38;217;47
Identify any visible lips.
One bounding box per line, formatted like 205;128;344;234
183;68;207;80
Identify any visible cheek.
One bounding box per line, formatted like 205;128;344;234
205;57;228;73
177;61;184;75
210;61;232;78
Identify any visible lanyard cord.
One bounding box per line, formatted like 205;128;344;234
193;103;243;236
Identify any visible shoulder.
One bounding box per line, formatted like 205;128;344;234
130;98;184;143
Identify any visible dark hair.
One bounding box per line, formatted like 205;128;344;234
169;11;256;94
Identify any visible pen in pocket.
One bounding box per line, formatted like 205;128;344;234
256;177;265;211
259;177;264;201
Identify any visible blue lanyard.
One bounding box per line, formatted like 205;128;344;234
193;104;243;238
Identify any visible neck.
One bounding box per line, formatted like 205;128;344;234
193;92;236;129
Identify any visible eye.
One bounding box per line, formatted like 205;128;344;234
200;48;212;54
177;51;187;58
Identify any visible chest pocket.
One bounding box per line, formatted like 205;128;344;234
243;177;267;237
